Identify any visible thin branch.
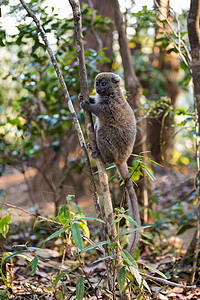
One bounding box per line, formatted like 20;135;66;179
140;272;197;290
81;230;105;254
3;202;60;225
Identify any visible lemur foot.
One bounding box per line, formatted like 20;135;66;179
91;149;102;159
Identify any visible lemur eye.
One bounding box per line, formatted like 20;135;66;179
101;82;107;86
96;80;99;86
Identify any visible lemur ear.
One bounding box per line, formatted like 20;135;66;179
111;75;120;84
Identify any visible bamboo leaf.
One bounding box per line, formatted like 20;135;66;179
118;225;150;236
76;276;84;300
121;249;138;268
29;257;39;276
142;232;153;240
111;217;123;225
72;223;83;251
97;286;113;298
67;200;82;214
130;267;151;292
33;219;46;228
76;217;105;224
81;240;110;253
51;272;66;287
142;166;156;181
43;226;70;244
4;250;26;262
91;255;114;265
143;265;167;279
118;266;126;292
123;215;138;226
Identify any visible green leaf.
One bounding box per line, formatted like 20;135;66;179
97;286;113;299
134;247;140;260
123;215;138;226
57;205;71;224
4;250;26;262
76;217;105;224
27;247;48;253
107;242;118;249
33;219;46;228
142;166;156;181
118;225;151;236
91;255;114;265
67;199;82;214
177;224;195;235
81;240;110;253
118;266;126;292
142;232;153;240
141;263;167;279
51;272;66;287
166;47;178;54
121;249;138;268
140;238;154;247
111;217;123;225
29;257;39;276
0;289;8;299
43;226;70;244
76;276;84;300
72;223;83;251
0;215;11;238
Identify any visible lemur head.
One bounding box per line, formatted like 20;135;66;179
95;72;121;95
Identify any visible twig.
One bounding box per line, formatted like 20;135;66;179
3;202;60;225
81;230;105;254
140;272;197;290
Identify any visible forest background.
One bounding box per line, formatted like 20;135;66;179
0;0;199;299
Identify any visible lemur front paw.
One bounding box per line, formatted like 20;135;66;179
78;93;84;101
91;149;102;159
87;142;92;150
80;101;89;110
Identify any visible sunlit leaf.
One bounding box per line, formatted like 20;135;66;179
72;223;83;251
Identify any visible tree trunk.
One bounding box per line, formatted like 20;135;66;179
182;0;200;276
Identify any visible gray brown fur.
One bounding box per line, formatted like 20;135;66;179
80;72;141;255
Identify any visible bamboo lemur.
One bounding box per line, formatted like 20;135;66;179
80;72;141;255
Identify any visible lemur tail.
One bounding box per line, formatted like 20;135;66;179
117;162;141;255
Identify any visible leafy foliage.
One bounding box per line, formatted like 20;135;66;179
0;1;111;171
